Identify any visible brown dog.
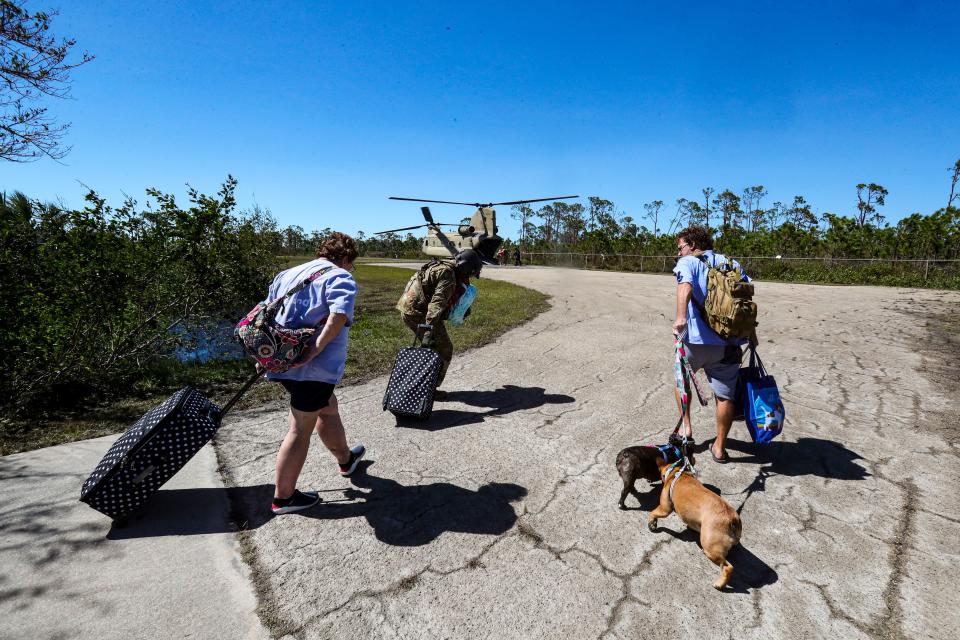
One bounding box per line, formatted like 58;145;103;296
615;435;693;509
647;456;742;590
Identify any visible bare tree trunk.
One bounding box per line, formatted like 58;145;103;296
948;160;960;210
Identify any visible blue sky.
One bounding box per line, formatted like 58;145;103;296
3;0;958;238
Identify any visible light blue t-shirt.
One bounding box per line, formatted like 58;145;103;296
264;258;357;384
673;250;751;346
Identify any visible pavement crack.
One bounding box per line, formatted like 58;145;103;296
873;477;917;640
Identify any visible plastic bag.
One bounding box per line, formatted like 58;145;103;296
447;284;477;326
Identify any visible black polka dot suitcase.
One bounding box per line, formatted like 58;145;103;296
79;371;260;522
382;327;444;420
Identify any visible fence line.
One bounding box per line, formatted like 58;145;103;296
518;252;960;283
522;253;960;263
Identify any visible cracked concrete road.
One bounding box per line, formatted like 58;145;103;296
216;265;960;640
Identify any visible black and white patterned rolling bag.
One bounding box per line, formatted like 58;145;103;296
383;327;444;420
79;371;260;522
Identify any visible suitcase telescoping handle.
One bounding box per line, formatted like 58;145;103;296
215;367;264;423
414;323;433;347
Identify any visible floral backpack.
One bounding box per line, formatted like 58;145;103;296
234;266;333;373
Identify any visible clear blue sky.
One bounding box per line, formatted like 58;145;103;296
3;0;958;238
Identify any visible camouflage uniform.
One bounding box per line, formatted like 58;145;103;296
396;260;457;384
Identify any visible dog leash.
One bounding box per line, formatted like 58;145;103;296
672;329;708;436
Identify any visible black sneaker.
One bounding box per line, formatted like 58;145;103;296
338;444;366;477
271;489;321;515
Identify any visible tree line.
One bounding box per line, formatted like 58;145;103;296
3;167;958;416
508;169;960;262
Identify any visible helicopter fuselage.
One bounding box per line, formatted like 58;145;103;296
421;206;502;259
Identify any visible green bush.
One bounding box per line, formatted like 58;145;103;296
0;177;281;415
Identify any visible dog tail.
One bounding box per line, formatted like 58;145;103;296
728;517;743;543
615;449;628;467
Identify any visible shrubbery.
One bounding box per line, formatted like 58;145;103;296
3;180;958;418
0;177;280;415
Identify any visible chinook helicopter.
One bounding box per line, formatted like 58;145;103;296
377;196;579;262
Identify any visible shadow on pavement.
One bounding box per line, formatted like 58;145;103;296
722;436;869;481
617;484;661;512
106;485;282;538
654;527;778;593
312;462;528;546
714;437;868;517
109;461;527;547
397;385;575;431
726;544;779;592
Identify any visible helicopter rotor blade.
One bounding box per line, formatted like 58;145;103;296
374;224;432;235
390;195;581;208
491;195;580;206
389;197;481;206
375;222;458;235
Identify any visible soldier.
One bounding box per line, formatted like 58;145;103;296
396;249;484;387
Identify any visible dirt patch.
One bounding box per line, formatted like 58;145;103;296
905;300;960;441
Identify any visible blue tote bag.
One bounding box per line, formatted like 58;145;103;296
737;345;785;444
447;284;477;326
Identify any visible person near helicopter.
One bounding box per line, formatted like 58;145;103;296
396;248;484;388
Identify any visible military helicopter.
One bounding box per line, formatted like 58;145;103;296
377;196;579;262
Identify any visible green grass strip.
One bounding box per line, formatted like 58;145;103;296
0;264;548;455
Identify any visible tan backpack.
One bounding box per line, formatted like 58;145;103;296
696;254;757;340
396;259;454;315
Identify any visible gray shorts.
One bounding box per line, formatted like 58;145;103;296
684;342;743;400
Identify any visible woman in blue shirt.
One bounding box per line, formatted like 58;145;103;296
268;232;365;514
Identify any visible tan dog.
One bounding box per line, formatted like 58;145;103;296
647;455;742;590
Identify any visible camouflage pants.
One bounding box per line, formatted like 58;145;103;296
401;313;453;386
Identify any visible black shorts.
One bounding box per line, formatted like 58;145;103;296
278;379;336;412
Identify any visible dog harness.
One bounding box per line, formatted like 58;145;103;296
657;436;697;504
662;457;695;506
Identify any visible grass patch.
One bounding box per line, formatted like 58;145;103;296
0;263;548;455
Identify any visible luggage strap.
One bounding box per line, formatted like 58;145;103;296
270;266;335;313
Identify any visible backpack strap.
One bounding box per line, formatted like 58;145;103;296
697;252;730;270
416;258;454;282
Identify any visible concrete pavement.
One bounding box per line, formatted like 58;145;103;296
217;265;959;639
0;436;267;640
3;265;958;639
